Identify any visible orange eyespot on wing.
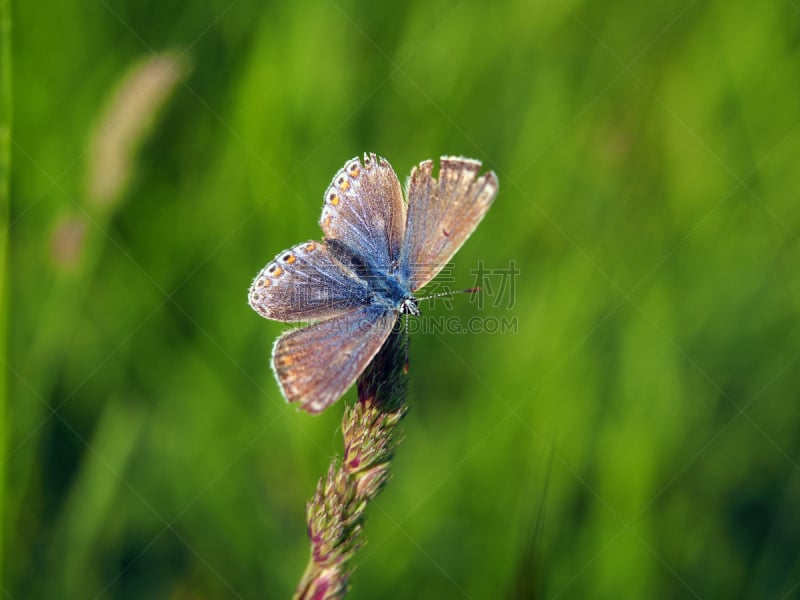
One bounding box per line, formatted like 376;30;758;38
319;153;406;271
272;307;397;413
248;240;370;323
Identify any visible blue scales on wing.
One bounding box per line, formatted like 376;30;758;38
320;153;406;272
248;240;370;322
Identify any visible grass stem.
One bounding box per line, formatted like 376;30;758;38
293;325;408;599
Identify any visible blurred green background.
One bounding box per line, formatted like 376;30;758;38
4;0;800;598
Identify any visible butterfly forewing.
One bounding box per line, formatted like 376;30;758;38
272;307;398;413
320;153;406;270
248;240;369;322
400;157;498;290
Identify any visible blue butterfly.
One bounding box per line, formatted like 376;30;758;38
248;154;498;413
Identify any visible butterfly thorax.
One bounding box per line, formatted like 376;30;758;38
326;238;417;316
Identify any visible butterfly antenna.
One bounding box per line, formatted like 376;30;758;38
415;287;481;303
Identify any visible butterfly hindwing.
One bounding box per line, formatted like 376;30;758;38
320;153;406;271
248;240;369;322
400;157;498;290
272;306;398;413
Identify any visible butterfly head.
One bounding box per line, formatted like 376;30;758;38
400;297;420;316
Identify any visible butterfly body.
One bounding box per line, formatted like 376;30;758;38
249;153;497;413
323;238;414;316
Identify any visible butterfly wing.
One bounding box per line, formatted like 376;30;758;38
399;157;498;291
272;306;398;413
248;240;369;322
320;153;406;270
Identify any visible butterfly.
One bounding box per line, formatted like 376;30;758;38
248;153;498;413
